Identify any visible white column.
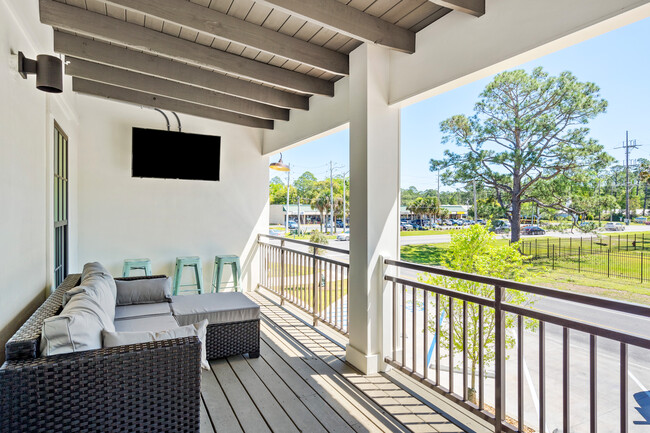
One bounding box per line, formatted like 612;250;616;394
347;43;400;374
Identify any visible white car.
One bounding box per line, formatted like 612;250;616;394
337;230;350;241
605;222;625;231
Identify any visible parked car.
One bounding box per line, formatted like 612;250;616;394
522;225;546;236
400;222;413;231
287;221;298;230
605;222;625;231
336;220;344;228
336;230;350;241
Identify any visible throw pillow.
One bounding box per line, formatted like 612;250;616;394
115;277;172;306
102;319;209;369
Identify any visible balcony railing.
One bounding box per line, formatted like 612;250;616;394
384;259;650;433
257;234;349;334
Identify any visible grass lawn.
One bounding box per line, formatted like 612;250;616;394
400;242;650;305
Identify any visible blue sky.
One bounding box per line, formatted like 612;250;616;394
270;17;650;191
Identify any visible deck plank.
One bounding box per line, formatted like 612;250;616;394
201;368;243;433
259;339;356;433
227;356;300;433
200;398;216;433
260;319;405;433
244;352;329;433
251;291;468;432
201;291;472;433
211;358;271;433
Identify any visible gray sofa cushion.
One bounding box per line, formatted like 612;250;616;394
80;262;117;301
171;292;260;327
114;315;180;333
40;290;116;356
62;273;116;321
103;319;209;369
116;277;172;306
115;303;172;320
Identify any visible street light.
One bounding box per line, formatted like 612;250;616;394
270;153;291;233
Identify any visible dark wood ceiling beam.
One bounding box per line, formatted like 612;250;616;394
53;32;308;110
103;0;349;76
255;0;415;53
428;0;484;17
66;58;289;121
39;0;333;96
72;78;274;129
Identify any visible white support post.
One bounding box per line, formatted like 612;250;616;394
347;43;400;375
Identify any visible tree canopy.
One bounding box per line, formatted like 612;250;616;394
431;67;613;241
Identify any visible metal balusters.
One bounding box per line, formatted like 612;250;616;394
590;335;597;433
393;281;397;362
449;297;454;394
563;328;570;433
413;286;417;372
436;293;441;387
424;291;429;380
462;301;468;401
517;315;524;432
538;321;546;432
494;286;505;433
402;284;407;367
621;343;628;433
479;305;484;410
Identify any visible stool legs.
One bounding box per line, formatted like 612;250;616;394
173;257;203;295
123;259;152;277
211;256;241;292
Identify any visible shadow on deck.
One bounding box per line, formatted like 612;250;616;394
199;291;487;433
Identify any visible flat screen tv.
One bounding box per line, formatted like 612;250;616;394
132;128;221;181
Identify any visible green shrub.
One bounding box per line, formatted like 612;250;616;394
309;230;329;255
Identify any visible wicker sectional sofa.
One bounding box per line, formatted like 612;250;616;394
0;269;260;433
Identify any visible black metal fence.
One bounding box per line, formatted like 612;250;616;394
519;236;650;282
384;258;650;433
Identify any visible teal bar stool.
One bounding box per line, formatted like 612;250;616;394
211;255;241;292
173;256;204;295
122;258;152;277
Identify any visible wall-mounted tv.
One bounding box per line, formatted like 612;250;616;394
132;128;221;181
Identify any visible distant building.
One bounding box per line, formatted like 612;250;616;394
400;205;470;219
270;204;322;225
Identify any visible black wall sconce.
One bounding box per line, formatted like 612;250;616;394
17;51;63;93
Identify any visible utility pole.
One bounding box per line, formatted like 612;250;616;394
297;197;301;235
329;161;335;234
342;170;350;230
472;180;478;222
286;163;291;233
615;131;640;225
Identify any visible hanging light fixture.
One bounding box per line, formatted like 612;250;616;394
269;153;290;171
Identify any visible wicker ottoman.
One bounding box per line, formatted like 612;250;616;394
171;292;260;359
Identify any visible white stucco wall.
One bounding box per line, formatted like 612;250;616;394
75;96;268;292
0;0;80;361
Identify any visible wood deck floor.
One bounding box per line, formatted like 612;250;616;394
199;291;470;433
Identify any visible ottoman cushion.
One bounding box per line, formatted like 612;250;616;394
171;292;260;327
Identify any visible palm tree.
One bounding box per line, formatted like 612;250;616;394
311;192;330;232
423;196;441;227
407;197;424;225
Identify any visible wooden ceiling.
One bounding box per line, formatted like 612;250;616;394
39;0;484;129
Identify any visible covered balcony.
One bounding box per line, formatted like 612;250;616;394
2;0;650;432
